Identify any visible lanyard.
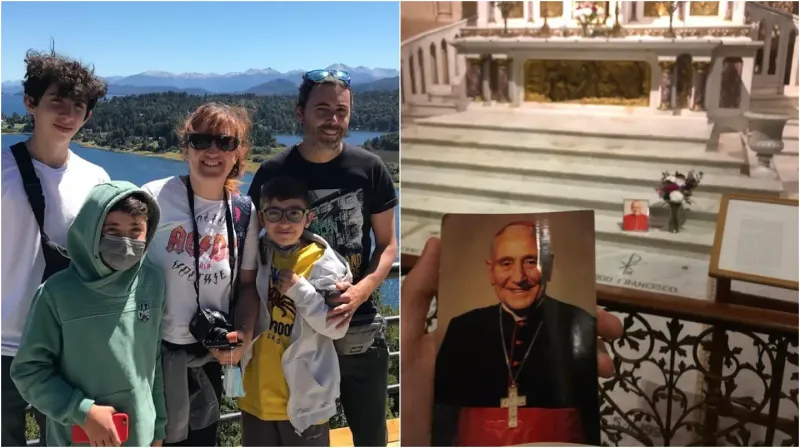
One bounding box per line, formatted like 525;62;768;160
184;176;237;312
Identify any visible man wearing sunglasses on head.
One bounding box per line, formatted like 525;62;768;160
247;69;398;447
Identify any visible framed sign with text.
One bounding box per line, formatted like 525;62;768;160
709;193;799;291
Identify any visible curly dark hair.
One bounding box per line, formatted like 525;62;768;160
22;49;108;117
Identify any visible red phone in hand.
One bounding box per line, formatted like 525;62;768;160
71;413;129;444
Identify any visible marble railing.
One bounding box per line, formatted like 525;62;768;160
402;253;799;446
401;18;469;108
746;1;799;94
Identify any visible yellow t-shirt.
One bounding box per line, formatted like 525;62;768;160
238;242;325;421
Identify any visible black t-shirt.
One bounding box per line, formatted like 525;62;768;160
248;143;398;317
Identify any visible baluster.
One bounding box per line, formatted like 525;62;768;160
401;52;413;102
435;43;445;87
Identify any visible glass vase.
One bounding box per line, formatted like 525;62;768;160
668;203;682;233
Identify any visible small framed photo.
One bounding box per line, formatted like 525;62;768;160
622;199;650;232
433;211;599;446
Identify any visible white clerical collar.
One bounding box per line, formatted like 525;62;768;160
500;303;525;322
500;295;546;321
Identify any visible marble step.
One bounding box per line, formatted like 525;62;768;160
400;190;716;256
402;165;726;223
412;109;713;148
402;144;783;196
402;125;744;174
402;213;715;300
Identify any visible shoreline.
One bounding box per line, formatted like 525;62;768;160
2;131;400;185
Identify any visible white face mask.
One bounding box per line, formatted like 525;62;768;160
223;363;246;398
99;235;146;271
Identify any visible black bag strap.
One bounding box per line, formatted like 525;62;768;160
10;142;49;241
183;176;236;305
230;194;252;311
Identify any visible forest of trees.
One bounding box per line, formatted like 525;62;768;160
3;90;399;181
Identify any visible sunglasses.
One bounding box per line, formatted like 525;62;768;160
262;207;308;224
185;133;239;152
303;69;351;87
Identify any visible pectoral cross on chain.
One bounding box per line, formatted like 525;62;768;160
500;384;526;428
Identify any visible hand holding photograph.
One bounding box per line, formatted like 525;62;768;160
432;212;600;447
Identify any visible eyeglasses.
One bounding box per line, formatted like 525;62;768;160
303;69;351;87
185;133;239;152
262;207;308;223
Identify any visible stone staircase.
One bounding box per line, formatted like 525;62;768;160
401;108;786;300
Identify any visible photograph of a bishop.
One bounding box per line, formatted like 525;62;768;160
433;213;599;446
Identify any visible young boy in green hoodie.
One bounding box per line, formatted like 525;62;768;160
11;181;167;447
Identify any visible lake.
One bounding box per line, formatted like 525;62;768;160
1;94;387;147
1;133;400;311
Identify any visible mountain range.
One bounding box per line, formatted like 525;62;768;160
1;64;399;96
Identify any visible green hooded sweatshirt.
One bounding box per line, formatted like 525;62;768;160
10;181;167;447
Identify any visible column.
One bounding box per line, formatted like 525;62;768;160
775;22;791;94
630;1;640;22
790;36;799;87
508;58;517;106
690;60;711;111
465;58;482;100
724;1;734;21
658;60;676;110
488;2;496;23
482;54;493;104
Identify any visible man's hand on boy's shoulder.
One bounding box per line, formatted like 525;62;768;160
325;281;368;328
151;440;163;447
277;269;300;295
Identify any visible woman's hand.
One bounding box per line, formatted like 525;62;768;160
209;331;250;365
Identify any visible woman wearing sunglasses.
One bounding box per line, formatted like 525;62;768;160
142;103;261;446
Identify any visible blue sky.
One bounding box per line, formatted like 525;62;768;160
1;1;399;81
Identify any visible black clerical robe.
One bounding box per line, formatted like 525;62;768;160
433;296;599;447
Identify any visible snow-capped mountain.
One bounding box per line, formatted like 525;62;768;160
1;64;398;95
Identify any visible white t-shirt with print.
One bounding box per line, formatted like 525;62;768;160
1;148;110;356
142;176;259;345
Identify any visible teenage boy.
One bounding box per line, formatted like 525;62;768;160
11;182;166;447
248;70;398;447
238;176;353;446
2;49;109;446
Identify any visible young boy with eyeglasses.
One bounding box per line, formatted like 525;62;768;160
237;176;352;446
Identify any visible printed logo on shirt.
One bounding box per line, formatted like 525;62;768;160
307;188;364;276
265;266;296;344
165;226;230;261
137;303;151;322
267;266;297;319
165;225;234;285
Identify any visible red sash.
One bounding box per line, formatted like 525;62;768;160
456;407;584;446
622;214;649;231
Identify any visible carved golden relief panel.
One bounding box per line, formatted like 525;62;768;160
644;1;670;17
689;1;720;16
523;60;651;106
501;1;525;18
540;1;564;18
